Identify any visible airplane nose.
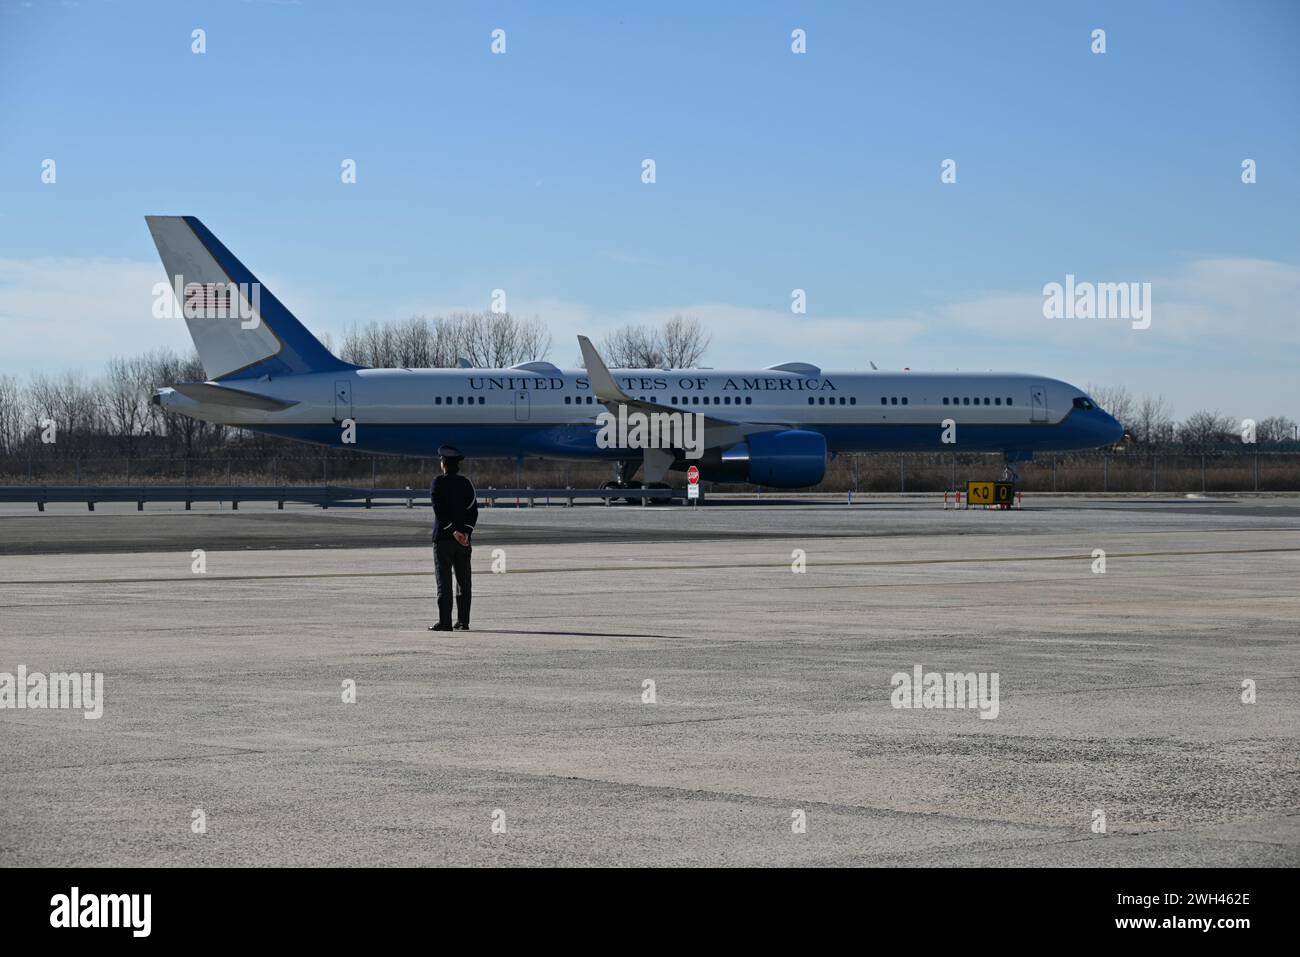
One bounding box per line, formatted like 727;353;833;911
1100;411;1124;445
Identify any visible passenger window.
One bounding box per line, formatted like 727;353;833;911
745;397;752;405
1006;397;1012;405
479;396;485;405
902;397;908;405
808;397;815;405
994;397;1001;405
850;397;856;405
943;397;949;405
891;397;898;405
880;397;887;405
435;397;442;405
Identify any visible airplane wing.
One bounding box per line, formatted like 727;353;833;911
577;335;783;449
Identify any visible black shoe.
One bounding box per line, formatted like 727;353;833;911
429;622;453;631
453;622;470;631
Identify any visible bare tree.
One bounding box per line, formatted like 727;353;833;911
1256;415;1298;444
143;348;216;456
1084;382;1134;429
659;314;711;368
105;354;155;453
0;375;23;454
341;320;390;367
596;316;711;369
364;321;397;367
1131;393;1175;446
393;316;433;368
26;370;103;453
512;314;553;366
458;312;552;368
1177;410;1237;450
340;313;550;369
599;324;663;368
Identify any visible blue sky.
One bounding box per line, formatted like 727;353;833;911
1;0;1297;420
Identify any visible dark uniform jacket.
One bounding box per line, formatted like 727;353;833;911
431;473;479;543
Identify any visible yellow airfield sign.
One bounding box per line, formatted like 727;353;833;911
966;481;1015;506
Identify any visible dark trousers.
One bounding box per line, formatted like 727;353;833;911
433;539;472;626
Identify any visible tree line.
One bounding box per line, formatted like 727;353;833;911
327;312;552;369
593;315;712;369
0;312;554;458
1085;383;1296;449
0;310;1293;459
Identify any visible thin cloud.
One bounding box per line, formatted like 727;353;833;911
0;255;1293;418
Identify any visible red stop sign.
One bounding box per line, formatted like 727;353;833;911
686;466;700;485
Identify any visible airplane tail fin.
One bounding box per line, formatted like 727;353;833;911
145;216;354;381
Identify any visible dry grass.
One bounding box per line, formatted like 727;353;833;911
3;451;1298;493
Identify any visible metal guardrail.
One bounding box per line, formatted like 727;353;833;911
0;485;693;511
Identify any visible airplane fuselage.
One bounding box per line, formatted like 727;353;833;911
143;216;1126;485
158;363;1124;460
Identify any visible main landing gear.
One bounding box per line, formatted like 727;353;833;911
602;461;674;505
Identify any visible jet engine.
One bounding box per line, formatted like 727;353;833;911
718;429;827;488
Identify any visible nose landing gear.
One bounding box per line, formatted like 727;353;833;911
1003;450;1033;484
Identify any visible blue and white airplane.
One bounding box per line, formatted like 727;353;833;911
147;216;1124;490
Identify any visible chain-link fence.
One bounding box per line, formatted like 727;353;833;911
3;449;1298;492
824;450;1300;493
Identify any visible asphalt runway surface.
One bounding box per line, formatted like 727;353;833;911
1;495;1297;866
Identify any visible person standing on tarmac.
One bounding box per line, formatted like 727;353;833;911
429;445;479;632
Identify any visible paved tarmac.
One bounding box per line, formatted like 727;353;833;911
1;496;1297;865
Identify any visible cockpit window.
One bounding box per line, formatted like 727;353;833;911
1072;397;1094;411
